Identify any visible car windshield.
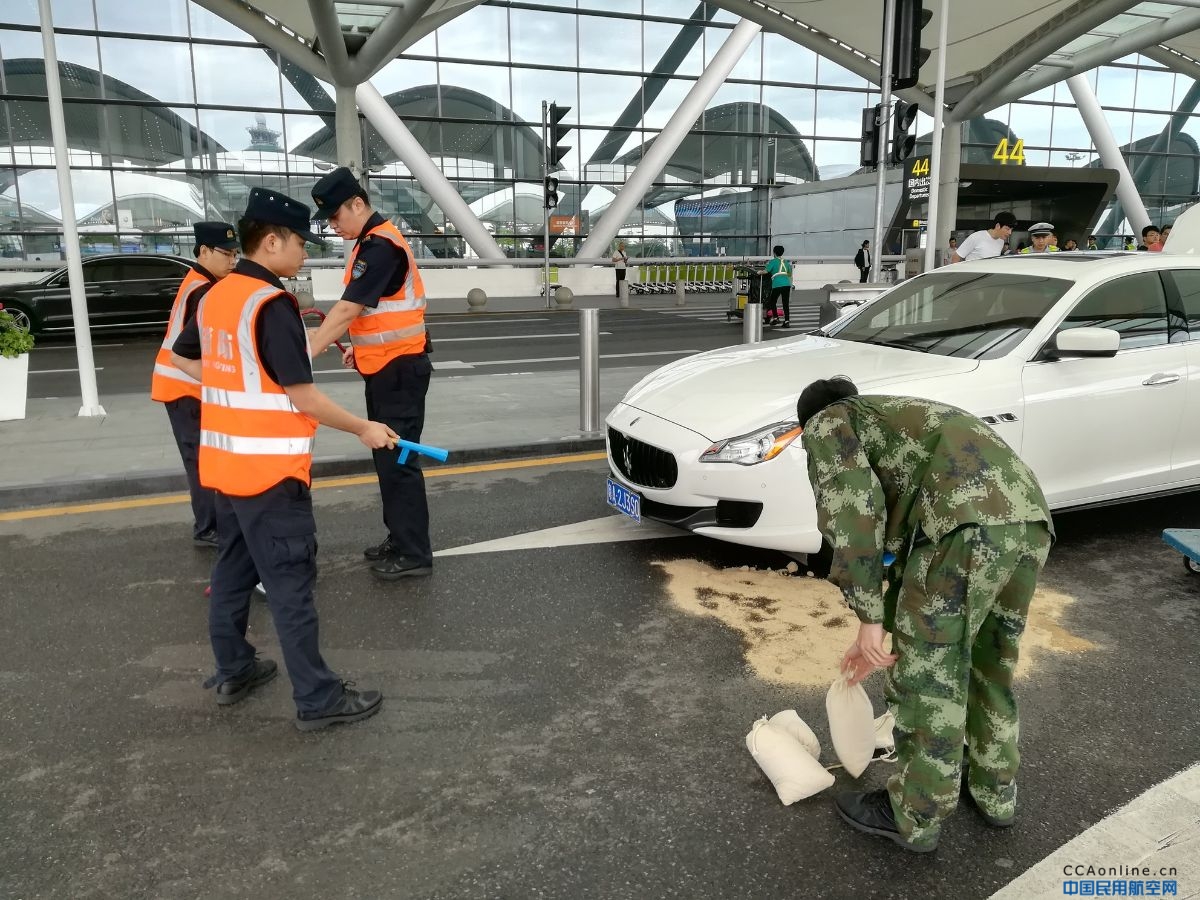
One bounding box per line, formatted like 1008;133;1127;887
825;271;1074;360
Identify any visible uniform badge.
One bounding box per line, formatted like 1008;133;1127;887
352;260;368;280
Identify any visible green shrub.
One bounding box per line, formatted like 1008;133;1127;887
0;309;35;359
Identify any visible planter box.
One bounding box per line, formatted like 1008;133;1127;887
0;352;30;421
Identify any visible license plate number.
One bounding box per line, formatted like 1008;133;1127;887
606;478;642;523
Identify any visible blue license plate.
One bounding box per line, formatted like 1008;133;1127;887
606;477;642;523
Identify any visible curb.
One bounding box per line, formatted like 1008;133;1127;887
0;437;608;511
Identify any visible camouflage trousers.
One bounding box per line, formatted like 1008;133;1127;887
882;521;1052;849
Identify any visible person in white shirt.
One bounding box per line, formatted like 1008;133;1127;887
951;212;1017;263
611;242;629;297
940;236;957;267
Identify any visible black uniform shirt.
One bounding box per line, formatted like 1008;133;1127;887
182;262;217;325
173;259;314;387
342;211;409;308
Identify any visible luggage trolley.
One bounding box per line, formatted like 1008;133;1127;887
1162;529;1200;574
726;264;768;323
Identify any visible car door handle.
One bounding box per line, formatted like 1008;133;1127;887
95;288;116;295
1143;372;1181;386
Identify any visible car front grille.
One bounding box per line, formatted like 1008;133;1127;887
608;427;678;489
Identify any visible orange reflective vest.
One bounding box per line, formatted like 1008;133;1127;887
344;219;427;374
197;272;318;497
150;266;213;402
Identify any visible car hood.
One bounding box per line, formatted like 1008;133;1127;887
617;336;980;440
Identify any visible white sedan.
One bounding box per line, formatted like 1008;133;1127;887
604;218;1200;562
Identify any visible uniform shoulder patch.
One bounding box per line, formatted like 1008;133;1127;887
351;259;368;280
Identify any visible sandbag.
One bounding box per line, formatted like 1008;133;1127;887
768;709;821;760
744;717;835;805
873;710;896;751
825;673;877;777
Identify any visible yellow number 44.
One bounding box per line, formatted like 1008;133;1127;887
993;138;1026;165
911;158;930;176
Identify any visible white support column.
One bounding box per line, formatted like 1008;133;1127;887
934;119;962;259
577;18;762;261
1067;74;1151;238
335;85;363;179
923;0;949;272
38;0;104;417
355;82;507;260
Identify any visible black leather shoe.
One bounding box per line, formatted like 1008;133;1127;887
215;658;278;706
834;789;937;853
193;529;219;548
296;683;383;732
363;536;397;560
370;555;433;581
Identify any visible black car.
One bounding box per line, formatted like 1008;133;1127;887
0;254;193;336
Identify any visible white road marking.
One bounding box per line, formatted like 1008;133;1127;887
31;343;124;350
434;332;612;343
992;763;1200;898
429;317;549;326
435;515;685;557
29;367;104;374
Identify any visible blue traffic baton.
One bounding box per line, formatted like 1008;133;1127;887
396;438;449;465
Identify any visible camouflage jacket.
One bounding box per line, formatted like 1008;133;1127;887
801;395;1053;625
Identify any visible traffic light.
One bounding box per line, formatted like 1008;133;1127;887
546;102;573;170
544;175;560;210
860;104;882;169
889;99;918;164
890;0;932;90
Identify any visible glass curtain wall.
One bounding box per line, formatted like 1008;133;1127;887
0;0;1198;260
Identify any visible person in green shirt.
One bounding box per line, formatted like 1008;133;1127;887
797;377;1053;853
763;245;793;327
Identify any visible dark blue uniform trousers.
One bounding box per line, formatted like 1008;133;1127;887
208;478;342;715
364;353;433;565
164;396;216;537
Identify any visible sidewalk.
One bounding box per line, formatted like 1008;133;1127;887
0;365;656;509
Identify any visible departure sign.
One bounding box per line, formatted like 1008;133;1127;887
904;155;931;202
993;138;1026;165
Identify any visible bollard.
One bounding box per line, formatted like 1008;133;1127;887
743;299;763;344
579;307;600;434
618;279;630;308
675;276;686;307
466;287;487;312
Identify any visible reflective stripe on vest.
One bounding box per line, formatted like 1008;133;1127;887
150;268;211;402
197;274;317;496
344;219;427;374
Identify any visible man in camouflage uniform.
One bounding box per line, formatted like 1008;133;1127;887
796;377;1053;853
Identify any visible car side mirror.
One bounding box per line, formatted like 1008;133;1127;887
1051;326;1121;358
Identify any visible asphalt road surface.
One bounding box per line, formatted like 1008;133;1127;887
2;456;1198;899
25;305;812;400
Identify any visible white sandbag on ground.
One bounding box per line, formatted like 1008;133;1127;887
768;709;822;760
745;717;835;805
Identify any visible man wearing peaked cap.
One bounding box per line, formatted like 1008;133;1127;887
1019;222;1058;254
170;186;394;731
151;221;241;548
307;167;436;583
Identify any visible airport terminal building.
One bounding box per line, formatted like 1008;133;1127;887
2;0;1200;261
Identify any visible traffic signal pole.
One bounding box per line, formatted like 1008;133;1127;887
923;0;949;272
542;100;551;308
870;0;897;284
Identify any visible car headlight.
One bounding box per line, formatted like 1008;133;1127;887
699;421;803;465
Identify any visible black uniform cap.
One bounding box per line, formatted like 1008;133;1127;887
194;221;239;250
243;187;325;245
310;167;367;220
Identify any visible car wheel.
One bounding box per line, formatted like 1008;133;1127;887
1184;556;1200;576
1;302;37;335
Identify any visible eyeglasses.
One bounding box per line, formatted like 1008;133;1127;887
215;248;239;260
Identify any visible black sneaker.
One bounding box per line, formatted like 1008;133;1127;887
193;529;219;548
363;536;397;560
296;683;383;732
370;555;433;581
781;319;790;328
834;789;937;853
214;658;278;706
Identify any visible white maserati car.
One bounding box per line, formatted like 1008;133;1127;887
605;215;1200;562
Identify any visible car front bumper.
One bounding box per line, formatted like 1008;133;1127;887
604;403;824;555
